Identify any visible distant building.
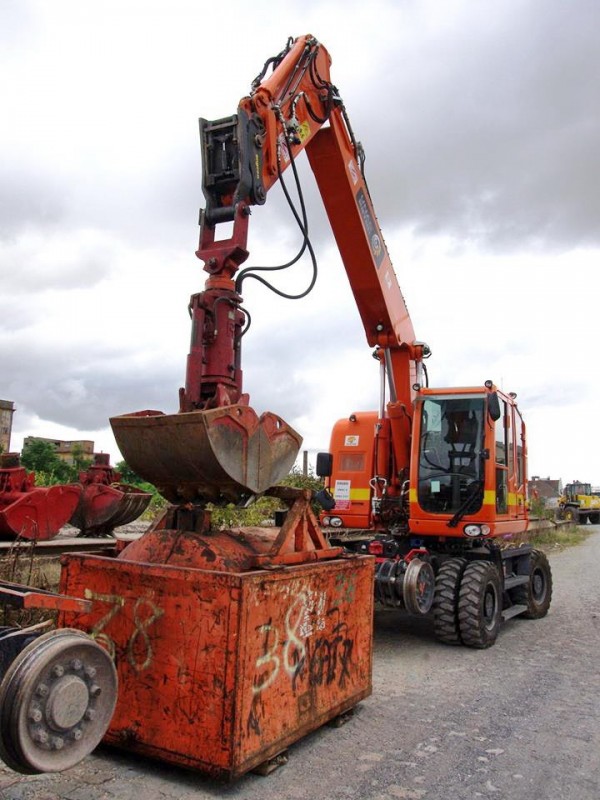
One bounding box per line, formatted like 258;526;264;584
0;400;15;453
22;436;94;465
529;476;562;500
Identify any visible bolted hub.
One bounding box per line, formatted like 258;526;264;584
45;674;90;731
0;629;118;774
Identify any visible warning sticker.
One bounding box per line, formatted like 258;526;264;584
334;479;351;510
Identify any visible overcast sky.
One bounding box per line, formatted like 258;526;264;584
2;0;599;487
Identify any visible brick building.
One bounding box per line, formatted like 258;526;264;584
528;476;562;501
0;399;15;453
22;436;94;465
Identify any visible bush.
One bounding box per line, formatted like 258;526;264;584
529;495;556;520
211;467;325;529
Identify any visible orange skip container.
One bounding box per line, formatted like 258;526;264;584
59;508;373;779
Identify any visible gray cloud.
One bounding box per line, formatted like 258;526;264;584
360;0;600;251
2;1;599;485
0;167;67;238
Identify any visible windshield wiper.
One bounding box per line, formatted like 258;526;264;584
446;479;483;528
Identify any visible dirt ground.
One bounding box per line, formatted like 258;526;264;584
2;527;599;800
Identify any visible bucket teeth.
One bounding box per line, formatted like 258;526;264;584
110;405;302;505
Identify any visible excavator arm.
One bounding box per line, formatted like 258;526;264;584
112;35;424;503
196;35;426;406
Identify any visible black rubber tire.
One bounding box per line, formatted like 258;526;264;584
589;512;600;525
563;506;579;523
458;561;502;649
513;549;552;619
433;558;467;645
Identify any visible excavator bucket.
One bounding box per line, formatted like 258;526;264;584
110;405;302;504
0;484;82;541
69;484;152;537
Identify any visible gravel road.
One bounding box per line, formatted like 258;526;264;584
2;529;599;800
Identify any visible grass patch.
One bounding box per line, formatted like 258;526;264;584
0;542;61;628
528;523;594;552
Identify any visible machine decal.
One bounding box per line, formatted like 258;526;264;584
298;120;311;142
278;132;291;164
356;188;385;267
333;479;351;509
344;435;360;446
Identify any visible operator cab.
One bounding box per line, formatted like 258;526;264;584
410;383;528;539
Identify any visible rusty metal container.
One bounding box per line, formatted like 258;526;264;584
59;540;373;779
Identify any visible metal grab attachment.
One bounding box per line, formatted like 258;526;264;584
0;455;81;542
111;405;302;505
68;454;152;538
110;200;302;504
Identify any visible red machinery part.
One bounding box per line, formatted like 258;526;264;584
0;460;81;541
68;454;152;537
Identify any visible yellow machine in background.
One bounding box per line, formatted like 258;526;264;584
559;482;600;524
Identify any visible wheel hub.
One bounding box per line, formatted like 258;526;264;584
0;629;117;774
532;570;545;601
45;674;90;731
403;558;435;615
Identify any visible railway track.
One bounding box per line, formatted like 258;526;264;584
0;530;145;557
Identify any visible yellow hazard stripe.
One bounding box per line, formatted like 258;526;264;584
409;487;519;508
483;490;495;506
349;488;370;501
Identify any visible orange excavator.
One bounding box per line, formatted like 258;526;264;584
1;35;554;779
110;34;552;650
116;33;550;649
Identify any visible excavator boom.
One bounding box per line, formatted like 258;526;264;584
112;34;423;503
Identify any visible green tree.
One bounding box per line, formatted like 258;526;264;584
20;439;72;484
70;442;92;475
115;460;145;486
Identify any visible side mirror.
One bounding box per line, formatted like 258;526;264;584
488;391;501;422
316;452;333;478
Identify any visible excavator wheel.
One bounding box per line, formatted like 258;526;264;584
457;561;502;649
433;558;467;645
0;629;117;774
512;549;552;619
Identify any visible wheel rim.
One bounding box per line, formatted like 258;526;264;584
531;567;547;603
0;629;118;774
483;584;499;630
404;559;436;615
